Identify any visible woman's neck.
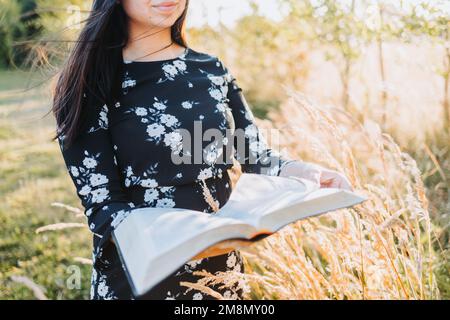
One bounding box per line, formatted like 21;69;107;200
123;22;185;62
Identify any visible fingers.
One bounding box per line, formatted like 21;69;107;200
320;172;354;191
280;161;355;191
320;178;334;188
279;160;322;185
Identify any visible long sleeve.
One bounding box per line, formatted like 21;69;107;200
57;99;135;267
222;63;295;176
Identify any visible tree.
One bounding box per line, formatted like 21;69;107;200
0;0;24;67
0;0;44;68
400;0;450;131
282;0;368;112
0;0;87;69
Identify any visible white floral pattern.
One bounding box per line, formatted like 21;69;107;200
68;151;111;205
157;56;188;83
58;47;290;300
122;70;136;95
125;97;183;155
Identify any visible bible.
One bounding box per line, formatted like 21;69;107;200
112;172;368;297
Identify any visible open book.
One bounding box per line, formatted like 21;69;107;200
112;173;368;297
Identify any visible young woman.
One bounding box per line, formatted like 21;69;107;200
52;0;352;300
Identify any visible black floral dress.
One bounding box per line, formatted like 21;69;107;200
56;47;291;300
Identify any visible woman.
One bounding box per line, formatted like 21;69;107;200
52;0;352;300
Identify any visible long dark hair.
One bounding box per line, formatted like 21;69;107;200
52;0;189;148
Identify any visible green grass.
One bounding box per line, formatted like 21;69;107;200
0;69;91;299
409;134;450;299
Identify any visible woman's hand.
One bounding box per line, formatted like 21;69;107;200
279;160;353;191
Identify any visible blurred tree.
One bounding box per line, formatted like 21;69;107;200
400;0;450;131
29;0;87;68
0;0;43;68
312;0;366;112
281;0;370;115
0;0;87;69
364;0;405;129
0;0;22;67
36;0;87;33
189;0;311;118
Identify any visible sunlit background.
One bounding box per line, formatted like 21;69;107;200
187;0;286;27
188;0;450;28
0;0;449;300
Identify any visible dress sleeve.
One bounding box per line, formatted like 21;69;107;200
56;98;135;267
221;61;295;176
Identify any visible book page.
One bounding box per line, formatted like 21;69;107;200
113;207;258;296
114;207;255;260
216;173;367;235
216;173;320;226
259;188;367;232
113;173;367;296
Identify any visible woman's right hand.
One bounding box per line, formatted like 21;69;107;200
279;160;353;191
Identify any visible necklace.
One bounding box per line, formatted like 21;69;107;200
130;27;167;43
125;40;174;62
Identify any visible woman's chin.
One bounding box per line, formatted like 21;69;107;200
147;11;180;27
147;19;177;30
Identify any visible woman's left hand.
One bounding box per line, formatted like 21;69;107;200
279;160;354;191
318;166;353;191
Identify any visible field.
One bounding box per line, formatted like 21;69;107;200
0;66;448;299
0;0;449;300
0;71;92;299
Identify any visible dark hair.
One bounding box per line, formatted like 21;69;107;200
52;0;189;148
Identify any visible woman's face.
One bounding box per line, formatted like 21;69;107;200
121;0;187;29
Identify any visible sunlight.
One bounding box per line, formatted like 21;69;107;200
187;0;285;28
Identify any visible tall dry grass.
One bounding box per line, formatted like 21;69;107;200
32;89;441;300
182;90;440;300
